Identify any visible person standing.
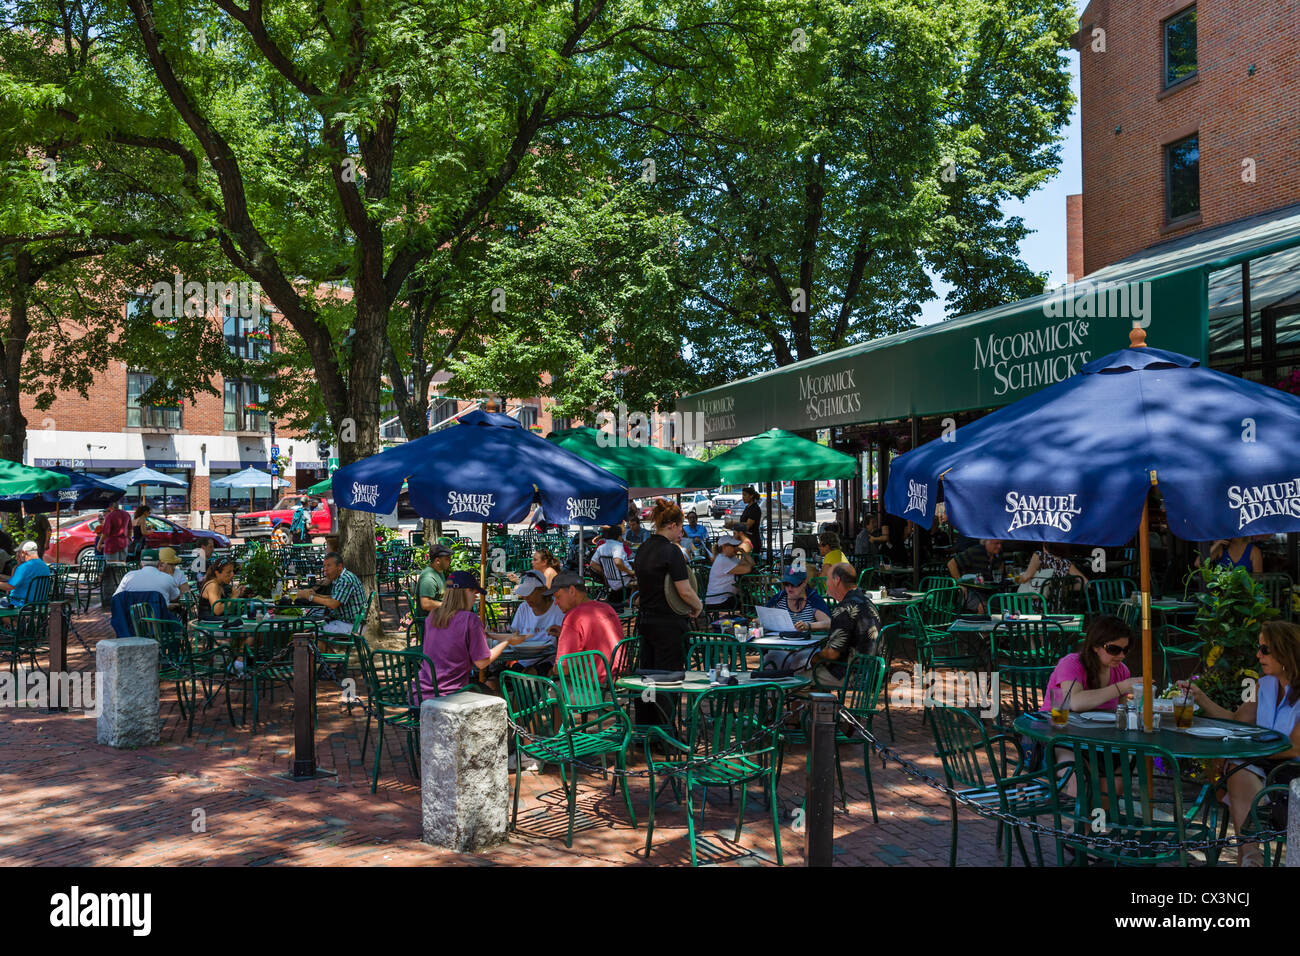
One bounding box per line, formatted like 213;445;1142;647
190;538;216;578
417;544;453;613
129;504;151;559
726;487;763;551
96;500;132;561
27;510;51;561
633;501;703;723
290;499;309;544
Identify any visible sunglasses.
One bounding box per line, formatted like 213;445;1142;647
1101;643;1129;656
1259;644;1271;656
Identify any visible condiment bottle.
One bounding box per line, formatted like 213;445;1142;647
1115;701;1128;730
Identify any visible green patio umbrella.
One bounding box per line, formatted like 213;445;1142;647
0;459;73;496
306;475;332;495
708;428;858;560
547;426;720;496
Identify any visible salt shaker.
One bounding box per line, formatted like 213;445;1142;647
1126;703;1139;731
1115;701;1128;730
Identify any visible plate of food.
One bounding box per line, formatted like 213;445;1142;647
1074;711;1115;723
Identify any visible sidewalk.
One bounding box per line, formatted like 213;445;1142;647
0;607;1009;866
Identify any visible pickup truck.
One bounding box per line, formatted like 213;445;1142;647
236;494;331;538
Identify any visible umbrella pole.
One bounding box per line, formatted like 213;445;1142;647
479;522;488;624
1140;487;1154;733
766;481;773;571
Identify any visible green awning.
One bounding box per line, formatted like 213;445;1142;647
708;429;858;484
676;205;1300;440
547;427;720;496
306;476;332;495
0;460;73;496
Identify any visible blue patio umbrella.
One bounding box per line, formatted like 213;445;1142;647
331;410;629;596
884;327;1300;728
211;467;289;517
0;467;124;514
105;465;189;515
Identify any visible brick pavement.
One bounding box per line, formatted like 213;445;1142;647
0;606;1033;867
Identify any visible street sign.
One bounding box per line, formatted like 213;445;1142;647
270;464;279;476
271;445;280;457
327;457;339;473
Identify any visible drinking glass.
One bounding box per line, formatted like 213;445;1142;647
1050;686;1070;728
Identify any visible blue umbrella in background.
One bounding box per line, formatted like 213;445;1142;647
885;327;1300;729
104;465;190;516
331;409;628;595
0;467;123;513
210;466;289;518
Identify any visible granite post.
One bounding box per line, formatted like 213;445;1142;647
95;638;160;748
420;693;508;851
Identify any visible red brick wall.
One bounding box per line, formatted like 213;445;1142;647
1066;193;1085;279
1076;0;1300;273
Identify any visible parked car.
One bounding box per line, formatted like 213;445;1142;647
711;493;743;519
681;491;714;516
236;494;332;539
48;514;230;564
816;488;837;509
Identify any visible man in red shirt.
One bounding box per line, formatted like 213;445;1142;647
544;572;622;680
96;501;132;561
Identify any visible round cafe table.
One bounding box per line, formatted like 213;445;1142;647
1012;712;1291;762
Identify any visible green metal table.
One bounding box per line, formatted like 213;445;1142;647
616;669;810;696
1013;712;1291;761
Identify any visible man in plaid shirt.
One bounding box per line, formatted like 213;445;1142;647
296;552;366;633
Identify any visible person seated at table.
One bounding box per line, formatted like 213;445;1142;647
295;552;366;634
1196;536;1264;576
419;571;526;697
508;547;562;589
1017;542;1088;590
190;538;216;578
589;524;634;605
853;519;873;558
703;533;754;613
487;570;565;678
1180;620;1300;866
544;571;623;682
765;569;832;632
623;513;650;548
947;538;1004;612
1041;615;1136;714
683;511;712;561
152;547;192;597
114;547;185;603
199;557;246;620
816;531;848;583
802;563;880;688
0;541;50;609
417;544;453;614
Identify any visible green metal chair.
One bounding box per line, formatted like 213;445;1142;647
219;597;272;619
1258;572;1294;622
918;585;963;637
992;619;1072;666
988;592;1047;617
1157;624;1204;686
686;638;750;673
357;644;441;793
856;567;876;591
1045;735;1209;866
874;604;929;739
68;552;104;613
1085;577;1136;619
927;704;1062;866
996;665;1055;733
225;618;316;732
554;649;620;722
0;602;50;676
644;682;785;866
47;563;71;601
135;614;206;736
319;590;373;681
1041;573;1085;614
500;671;637;847
919;575;953;594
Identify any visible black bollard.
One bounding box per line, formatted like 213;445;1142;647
806;691;836;866
47;601;67;712
291;635;317;778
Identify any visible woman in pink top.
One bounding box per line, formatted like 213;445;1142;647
1042;615;1137;713
419;571;524;698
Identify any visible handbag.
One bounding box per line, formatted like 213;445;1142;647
662;566;699;617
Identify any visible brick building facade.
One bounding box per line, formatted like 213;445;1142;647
1070;0;1300;275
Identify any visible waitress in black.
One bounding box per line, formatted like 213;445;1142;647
633;500;704;724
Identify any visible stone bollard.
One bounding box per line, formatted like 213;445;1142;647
1288;779;1300;867
420;693;508;852
96;638;160;748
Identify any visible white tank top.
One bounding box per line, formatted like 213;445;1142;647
1256;675;1299;736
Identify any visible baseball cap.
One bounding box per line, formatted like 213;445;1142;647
446;570;484;593
18;540;38;555
781;569;808;586
717;534;742;547
157;547;180;566
429;544;453;559
513;571;546;597
542;571;586;595
272;518;283;527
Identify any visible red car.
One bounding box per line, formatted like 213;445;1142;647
48;514;231;564
235;494;332;539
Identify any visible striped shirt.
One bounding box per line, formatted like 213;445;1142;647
328;569;366;624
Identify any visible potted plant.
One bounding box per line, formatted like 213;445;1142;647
240;543;282;599
1186;564;1278;709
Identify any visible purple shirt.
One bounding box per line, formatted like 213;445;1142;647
1042;652;1131;712
420;609;490;698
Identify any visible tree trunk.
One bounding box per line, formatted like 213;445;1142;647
0;253;33;463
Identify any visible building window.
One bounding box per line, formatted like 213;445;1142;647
1165;133;1200;222
430;397;458;428
223;304;270;361
126;372;182;429
1163;7;1196;88
517;405;539;429
225;379;268;432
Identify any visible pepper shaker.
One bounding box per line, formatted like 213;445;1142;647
1115;701;1128;730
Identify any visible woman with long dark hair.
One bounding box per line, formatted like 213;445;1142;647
1183;620;1300;865
1042;615;1137;713
129;504;151;559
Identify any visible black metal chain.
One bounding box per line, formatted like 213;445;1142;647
835;707;1287;854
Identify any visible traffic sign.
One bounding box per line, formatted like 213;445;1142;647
271;445;280;457
270;464;279;475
